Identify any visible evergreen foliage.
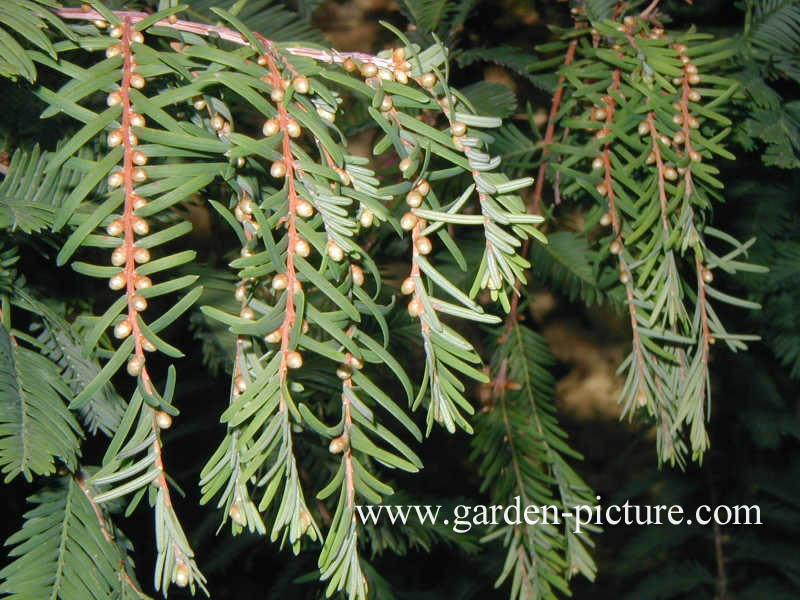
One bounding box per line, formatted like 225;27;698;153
0;1;796;599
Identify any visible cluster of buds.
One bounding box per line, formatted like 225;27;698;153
103;30;157;377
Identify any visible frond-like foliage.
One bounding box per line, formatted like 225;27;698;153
536;14;765;465
0;322;82;482
0;0;74;82
0;146;80;233
0;474;149;600
472;323;596;600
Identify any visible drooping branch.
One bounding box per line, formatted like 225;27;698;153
54;7;391;68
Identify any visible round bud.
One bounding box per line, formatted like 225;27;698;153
286;119;302;138
415;179;430;196
338;170;351;186
240;247;253;258
400;212;418;231
686;64;698;74
327;241;344;262
132;195;147;210
106;219;124;236
234;375;247;393
238;197;253;215
350;265;364;286
645;152;656;165
142;339;157;352
620;271;630;284
106;90;122;108
132;217;149;235
347;355;364;370
106;44;121;59
293;75;310;94
609;240;622;255
240;306;255;320
135;275;152;290
596;183;608;196
592;156;604;170
664;167;678;181
114;319;132;339
297;200;314;218
132;151;148;166
109;273;126;290
174;564;189;588
270;88;284;103
93;19;107;28
359;209;374;228
328;435;347;453
262;118;279;137
343;58;356;72
702;268;713;284
406;190;423;208
294;238;311;258
407;297;423;317
257;54;268;66
400;277;415;295
599;212;612;227
128;132;138;146
380;95;393;112
399;157;413;173
688;73;701;85
107;129;123;147
689;150;702;162
637;389;647;407
126;356;144;377
133;247;151;263
452;135;465;151
415;236;432;255
210;115;225;131
623;15;636;25
360;62;378;78
673;114;684;125
302;320;310;334
316;107;336;122
132;168;147;183
131;30;144;44
234;205;246;222
688;116;699;129
673;77;684;86
336;364;352;380
638;121;650;136
130;73;146;89
156;411;173;429
594;107;607;121
234;284;247;302
286;350;303;369
110;26;122;38
660;135;671;146
108;172;124;188
265;330;281;344
168;13;178;24
111;246;127;266
193;97;207;110
673;131;685;145
270;160;287;178
394;70;408;84
272;273;289;290
420;72;437;88
229;502;246;526
451;121;467;136
688;90;701;102
132;294;148;311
